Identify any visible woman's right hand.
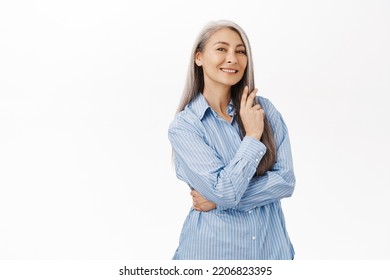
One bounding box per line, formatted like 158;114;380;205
191;190;217;212
239;86;265;140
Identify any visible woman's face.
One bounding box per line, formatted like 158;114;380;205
196;28;248;89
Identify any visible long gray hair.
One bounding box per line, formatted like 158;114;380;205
176;20;276;176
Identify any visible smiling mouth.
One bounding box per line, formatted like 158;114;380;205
220;68;238;73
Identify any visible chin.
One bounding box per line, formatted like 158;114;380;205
222;79;242;86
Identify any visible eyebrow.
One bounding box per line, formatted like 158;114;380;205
213;41;245;48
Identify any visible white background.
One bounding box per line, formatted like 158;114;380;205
1;0;389;260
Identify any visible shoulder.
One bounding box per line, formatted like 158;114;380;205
168;107;203;137
256;95;290;134
256;96;279;120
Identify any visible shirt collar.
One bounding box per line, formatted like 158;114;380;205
189;94;211;120
190;93;236;120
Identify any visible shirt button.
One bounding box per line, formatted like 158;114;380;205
247;178;250;181
248;211;252;214
252;236;256;240
255;158;259;162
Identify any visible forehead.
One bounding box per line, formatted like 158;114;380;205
207;28;244;46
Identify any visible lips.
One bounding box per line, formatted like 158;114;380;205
220;68;238;73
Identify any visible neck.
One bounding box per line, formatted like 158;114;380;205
202;85;231;115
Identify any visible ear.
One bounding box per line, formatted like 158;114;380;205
195;52;202;66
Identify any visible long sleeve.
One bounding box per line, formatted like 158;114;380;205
168;116;267;208
169;95;295;260
235;110;295;211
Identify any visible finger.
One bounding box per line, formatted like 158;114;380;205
252;104;261;110
190;190;197;197
245;88;258;108
259;109;265;116
240;86;249;109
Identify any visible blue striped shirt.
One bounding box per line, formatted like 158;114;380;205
168;93;295;260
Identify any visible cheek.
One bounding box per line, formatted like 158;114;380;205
204;53;224;66
239;57;248;68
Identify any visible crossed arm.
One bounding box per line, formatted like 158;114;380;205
191;115;295;212
169;92;295;212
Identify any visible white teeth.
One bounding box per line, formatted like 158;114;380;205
221;68;237;73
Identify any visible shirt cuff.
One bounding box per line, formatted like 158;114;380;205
235;136;267;167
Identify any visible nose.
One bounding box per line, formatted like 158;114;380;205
226;51;238;64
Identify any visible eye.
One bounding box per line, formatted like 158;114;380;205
236;49;246;55
217;47;227;52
